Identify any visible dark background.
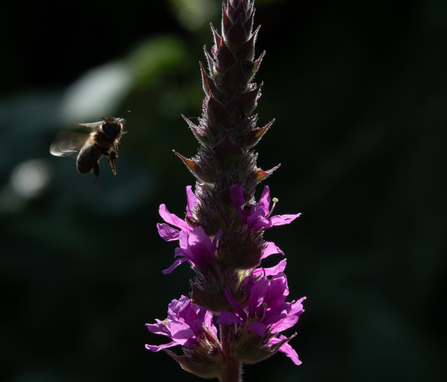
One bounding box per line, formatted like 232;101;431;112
1;0;446;381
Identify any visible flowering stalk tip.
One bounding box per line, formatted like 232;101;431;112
146;1;306;380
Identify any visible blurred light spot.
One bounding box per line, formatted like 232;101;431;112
11;159;51;198
129;36;187;86
60;61;133;123
168;0;218;31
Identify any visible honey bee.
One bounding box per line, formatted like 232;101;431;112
50;112;129;182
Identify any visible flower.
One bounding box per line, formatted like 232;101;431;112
145;295;218;352
230;184;301;231
157;185;197;242
156;186;222;274
146;296;223;379
216;273;305;365
163;226;223;274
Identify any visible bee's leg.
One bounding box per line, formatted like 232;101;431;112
114;144;119;158
108;152;117;175
93;163;100;183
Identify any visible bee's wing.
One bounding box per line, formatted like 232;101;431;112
49;131;89;157
78;121;103;130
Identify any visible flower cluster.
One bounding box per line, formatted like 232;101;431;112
145;1;306;380
217;275;305;365
147;186;305;375
146;295;218;351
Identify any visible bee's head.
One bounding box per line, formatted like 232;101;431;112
101;118;123;140
100;111;129;140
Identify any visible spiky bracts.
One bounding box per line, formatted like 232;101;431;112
177;1;277;287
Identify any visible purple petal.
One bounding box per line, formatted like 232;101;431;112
248;278;270;315
253;258;287;277
246;322;267;337
167;322;196;345
177;229;190;251
204;310;218;335
167;295;189;317
261;241;284;259
212;229;223;245
162;257;188;274
258;186;271;214
240;275;255;291
270;297;305;333
247;209;269;230
145;321;170;336
229;184;247;221
216;311;242;325
269;274;289;301
270;335;302;365
185;226;217;268
185;186;197;218
269;213;301;227
159;204;192;231
157;223;180;241
263;304;289;325
223;286;247;320
145;341;178;352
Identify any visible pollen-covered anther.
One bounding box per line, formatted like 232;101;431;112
266;198;278;218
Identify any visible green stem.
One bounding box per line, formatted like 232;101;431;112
220;324;242;382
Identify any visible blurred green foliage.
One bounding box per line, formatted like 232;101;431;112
1;0;446;381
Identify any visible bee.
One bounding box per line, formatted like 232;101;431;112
50;112;129;183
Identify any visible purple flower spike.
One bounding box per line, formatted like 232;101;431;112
145;295;217;351
230;184;301;231
147;1;308;376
